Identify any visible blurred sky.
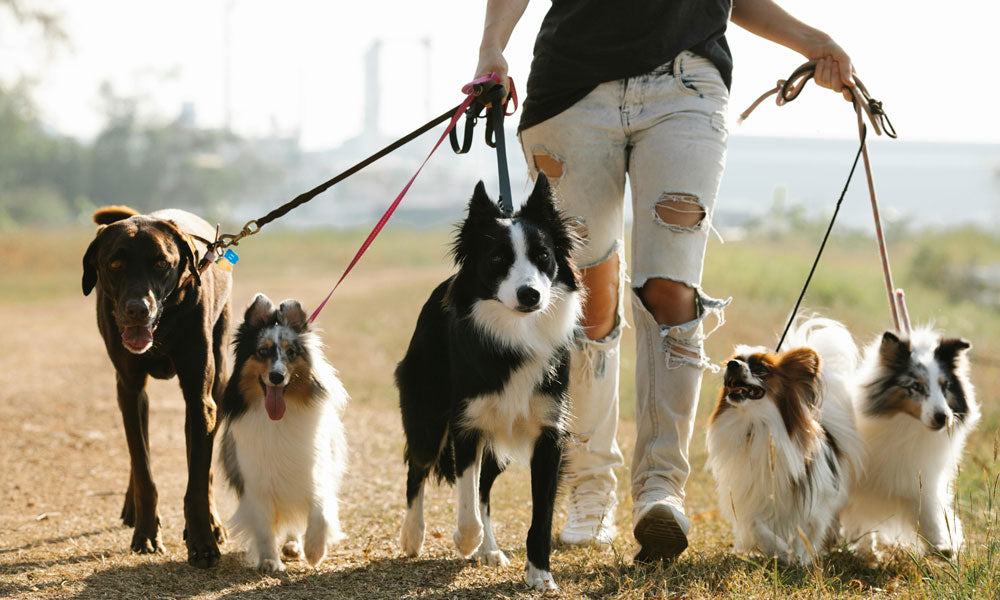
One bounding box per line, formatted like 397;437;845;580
4;0;999;150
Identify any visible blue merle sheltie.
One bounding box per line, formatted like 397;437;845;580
219;294;348;573
395;174;581;591
841;327;978;559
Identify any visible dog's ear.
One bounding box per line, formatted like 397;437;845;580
520;173;556;221
92;205;138;225
934;337;972;367
278;299;309;332
82;227;106;296
878;330;911;370
160;220;201;289
780;347;820;380
245;294;275;327
453;181;503;265
519;173;579;255
779;347;821;410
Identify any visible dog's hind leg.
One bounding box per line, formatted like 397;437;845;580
476;449;510;567
453;434;484;558
175;344;223;568
400;462;430;556
116;372;162;554
525;428;564;591
204;304;230;544
303;504;329;567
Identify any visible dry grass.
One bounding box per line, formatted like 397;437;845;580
1;226;998;599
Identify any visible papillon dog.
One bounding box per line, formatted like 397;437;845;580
840;327;978;559
707;317;864;564
219;294;348;572
395;174;581;591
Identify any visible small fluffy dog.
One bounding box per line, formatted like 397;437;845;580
396;175;580;591
840;327;978;558
707;318;864;564
220;294;348;572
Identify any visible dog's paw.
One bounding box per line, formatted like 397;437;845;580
184;527;222;568
282;540;303;559
478;548;510;567
400;514;426;557
130;530;163;554
303;535;327;567
257;558;286;574
453;524;484;558
525;561;558;592
931;544;956;560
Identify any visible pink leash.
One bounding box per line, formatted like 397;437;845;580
308;73;513;324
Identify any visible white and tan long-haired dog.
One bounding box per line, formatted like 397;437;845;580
707;317;864;564
840;327;978;559
219;294;348;572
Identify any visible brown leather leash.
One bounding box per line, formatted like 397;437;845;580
739;61;911;350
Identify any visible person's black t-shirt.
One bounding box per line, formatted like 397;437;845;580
519;0;733;132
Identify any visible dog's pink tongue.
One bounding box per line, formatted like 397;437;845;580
121;326;153;350
265;385;286;421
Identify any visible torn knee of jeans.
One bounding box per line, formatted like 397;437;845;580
652;193;706;232
657;284;732;372
531;147;565;181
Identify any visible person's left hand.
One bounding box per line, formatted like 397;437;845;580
803;36;854;102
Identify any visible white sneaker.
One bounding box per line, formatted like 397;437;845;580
559;482;617;546
632;495;690;562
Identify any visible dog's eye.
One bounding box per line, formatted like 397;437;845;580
908;382;926;395
109;259;124;270
256;347;270;359
490;254;505;265
535;250;550;262
154;260;170;270
285;348;296;360
750;365;769;378
939;378;951;393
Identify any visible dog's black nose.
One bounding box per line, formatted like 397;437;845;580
125;299;150;321
933;411;948;428
726;360;742;374
268;371;284;385
517;286;540;308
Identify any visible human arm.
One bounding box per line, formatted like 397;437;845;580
730;0;853;100
474;0;530;96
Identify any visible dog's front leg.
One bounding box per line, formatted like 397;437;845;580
917;491;961;557
751;520;792;562
175;343;223;568
525;427;563;592
453;433;484;558
116;372;161;553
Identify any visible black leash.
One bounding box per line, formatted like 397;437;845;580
774;127;866;352
450;84;515;215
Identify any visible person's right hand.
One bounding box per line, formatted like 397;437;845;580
474;46;510;102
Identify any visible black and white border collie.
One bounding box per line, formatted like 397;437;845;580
706;317;864;564
395;174;581;591
841;327;978;559
220;294;348;572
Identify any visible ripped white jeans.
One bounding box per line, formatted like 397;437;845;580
519;51;731;513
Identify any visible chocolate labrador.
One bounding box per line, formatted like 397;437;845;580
83;206;231;568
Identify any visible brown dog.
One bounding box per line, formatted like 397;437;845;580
82;206;231;568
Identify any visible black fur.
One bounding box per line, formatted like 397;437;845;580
935;337;972;421
396;174;577;575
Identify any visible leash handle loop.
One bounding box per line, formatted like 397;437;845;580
308;73;516;323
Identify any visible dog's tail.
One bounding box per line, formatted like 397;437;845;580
93;205;139;225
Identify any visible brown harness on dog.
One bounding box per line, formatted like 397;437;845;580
738;61;909;351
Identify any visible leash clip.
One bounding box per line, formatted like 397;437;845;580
217;219;261;248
